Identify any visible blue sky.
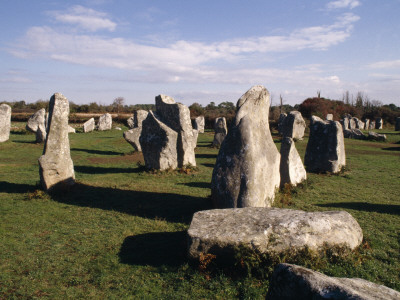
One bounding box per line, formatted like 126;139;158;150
1;0;399;106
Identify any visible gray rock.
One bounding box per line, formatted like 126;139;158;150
139;111;178;170
277;113;287;134
349;117;356;129
364;119;370;130
369;121;375;130
280;137;306;188
38;93;75;191
127;116;135;129
68;125;75;133
97;113;112;131
211;85;280;208
340;117;349;130
35;123;47;143
133;110;149;128
187;208;363;260
305;116;346;173
0;104;11;142
267;263;400;300
375;117;383;129
354;117;365;130
326;113;333;120
368;131;387;141
193;116;205;133
212;117;228;147
281;111;306;140
155;95;196;167
26;108;46;133
123;128;142;151
83;118;95;133
396;117;400;131
343;129;365;140
192;129;199;147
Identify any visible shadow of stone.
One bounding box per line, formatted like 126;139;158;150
119;231;187;267
74;165;141;174
195;154;217;159
71;148;124;156
202;163;215;168
317;202;400;215
0;181;37;193
50;183;212;224
381;146;400;151
12;140;39;144
178;182;210;189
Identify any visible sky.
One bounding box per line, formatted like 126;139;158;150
0;0;399;107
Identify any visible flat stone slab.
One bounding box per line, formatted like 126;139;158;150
267;263;400;300
188;208;363;260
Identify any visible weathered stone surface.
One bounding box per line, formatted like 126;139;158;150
326;113;333;120
340;117;349;130
133;110;148;128
364;119;370;130
0;104;11;142
123;128;142;151
139;111;178;170
211;86;280;208
375;117;383;129
192;129;199;147
354;117;365;130
368;131;387;141
127;116;135;129
97;113;112;131
369;121;375;130
212;117;228;147
38;93;75;191
305;116;346;173
343;129;365;140
280;137;306;188
26;108;46;133
193;116;205;133
68;125;75;133
349;117;356;129
267;263;400;300
83;118;95;133
187;208;363;260
277;113;287;134
36;124;47;143
396;117;400;131
155;95;196;167
281;111;306;140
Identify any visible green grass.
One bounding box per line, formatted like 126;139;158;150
1;123;399;299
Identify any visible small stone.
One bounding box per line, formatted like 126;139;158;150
68;125;75;133
83;118;95;133
375;117;383;129
368;131;387;141
281;111;306;140
343;129;365;140
97;113;112;131
280;137;306;188
326;113;333;120
212;117;227;147
26;108;46;133
0;104;11;142
193;116;205;133
364;119;370;130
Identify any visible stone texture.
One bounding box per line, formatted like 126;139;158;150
192;129;199;147
349;117;356;129
193;116;205;133
368;131;387;141
0;104;11;142
281;111;306;140
353;117;365;130
277;113;287;134
212;117;228;147
305;116;346;173
36;124;47;143
396;117;400;131
127;116;135;129
326;113;333;120
369;121;375;130
187;208;363;260
340;117;349;130
343;129;365;140
211;85;280;208
267;263;400;300
68;125;75;133
155;95;196;167
132;110;148;128
364;119;370;130
26;108;46;133
97;113;112;131
124;128;142;151
83;118;95;133
139;111;178;170
38;93;75;191
375;117;383;129
280;137;306;188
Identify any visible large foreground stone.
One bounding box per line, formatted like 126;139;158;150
212;117;227;147
305;116;345;173
0;104;11;142
83;118;95;133
140;111;178;170
193;116;205;133
26;108;46;133
211;85;280;208
281;111;306;140
97;113;112;131
188;208;363;260
280;137;306;188
38;93;75;190
267;263;400;300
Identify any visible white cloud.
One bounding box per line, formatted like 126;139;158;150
368;60;400;69
49;5;116;32
327;0;361;10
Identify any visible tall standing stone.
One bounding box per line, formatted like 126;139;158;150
97;113;112;131
211;85;280;208
212;117;227;147
364;119;370;131
375;117;383;129
193;116;205;133
83;118;95;133
281;111;306;140
277;113;287;134
0;104;11;142
305;116;345;173
38;93;75;191
280;137;306;188
395;117;400;131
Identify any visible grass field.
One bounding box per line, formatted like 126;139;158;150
1;122;399;299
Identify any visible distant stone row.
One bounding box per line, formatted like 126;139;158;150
340;115;388;141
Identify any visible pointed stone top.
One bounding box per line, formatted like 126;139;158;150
156;94;175;105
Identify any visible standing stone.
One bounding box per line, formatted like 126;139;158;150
134;110;149;128
192;129;199;146
0;104;11;142
354;117;365;130
395;117;400;131
267;264;400;300
36;124;47;143
139;111;178;170
281;111;306;140
277;113;287;134
326;113;333;120
26;108;46;133
211;85;280;208
375;117;383;129
127;116;135;129
97;113;112;131
340;117;349;130
212;117;228;147
364;119;370;131
83;118;95;133
68;125;75;133
193;116;205;133
305;116;346;173
123;110;148;152
349;117;356;129
38;93;75;191
155;95;196;167
280;137;306;188
369;120;375;130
